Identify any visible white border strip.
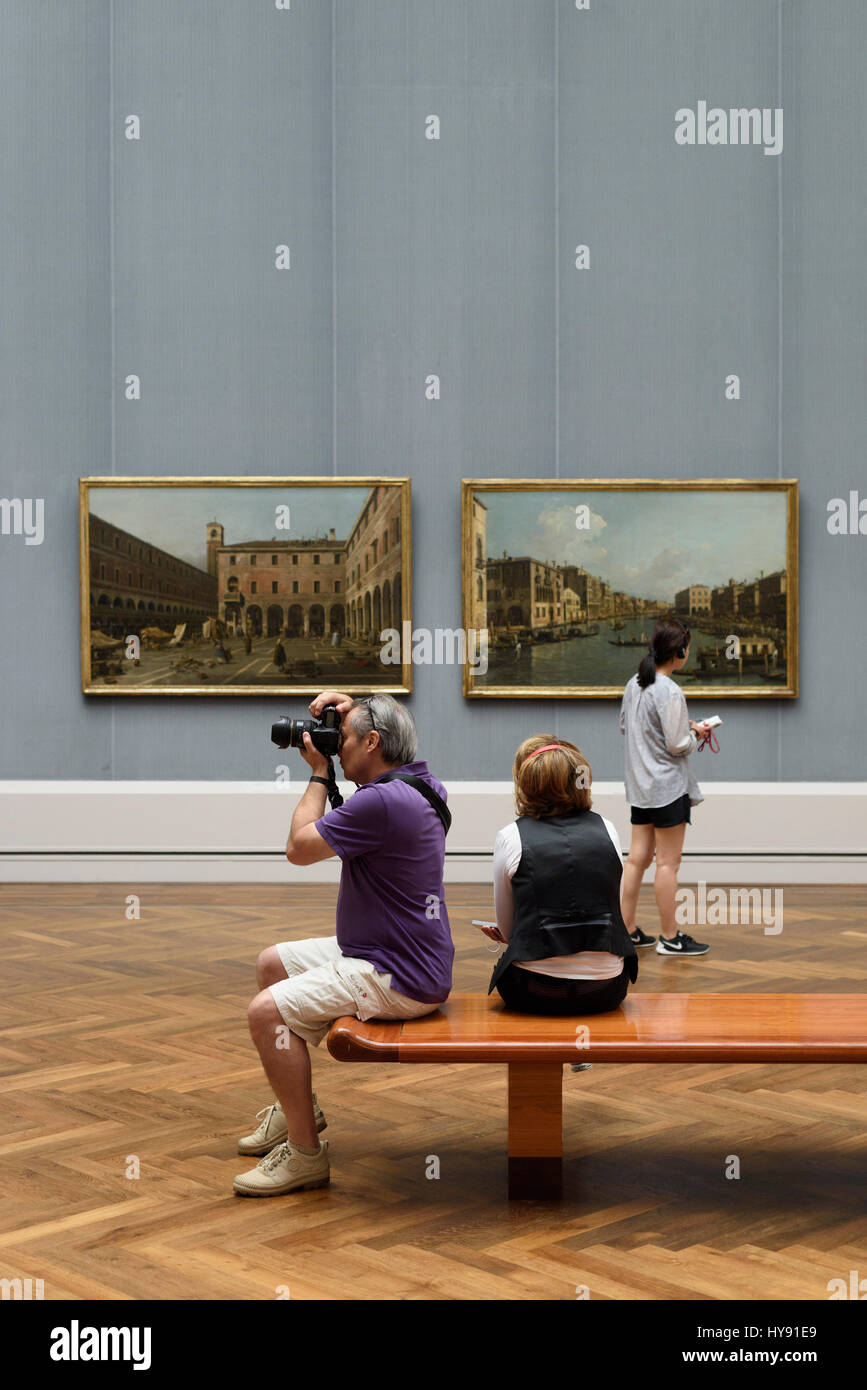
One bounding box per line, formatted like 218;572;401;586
1;781;865;883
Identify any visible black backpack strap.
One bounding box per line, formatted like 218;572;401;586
378;773;451;835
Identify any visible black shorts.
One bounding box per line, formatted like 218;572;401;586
630;793;691;828
496;962;630;1017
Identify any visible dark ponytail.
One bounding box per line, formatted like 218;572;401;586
637;649;657;688
636;618;690;689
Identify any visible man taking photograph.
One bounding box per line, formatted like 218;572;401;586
233;691;453;1197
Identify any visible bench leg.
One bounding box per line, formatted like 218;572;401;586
507;1062;563;1199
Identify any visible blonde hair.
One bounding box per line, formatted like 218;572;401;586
513;734;592;819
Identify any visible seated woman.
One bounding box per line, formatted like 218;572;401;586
483;735;637;1015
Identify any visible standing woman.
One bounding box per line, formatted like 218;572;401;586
619;618;710;957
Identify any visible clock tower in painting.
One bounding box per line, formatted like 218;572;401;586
206;522;224;579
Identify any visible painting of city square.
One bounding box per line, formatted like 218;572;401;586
80;478;411;694
462;480;798;699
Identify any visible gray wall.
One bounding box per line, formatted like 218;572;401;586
1;1;864;783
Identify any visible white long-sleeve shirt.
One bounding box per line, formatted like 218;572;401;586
493;817;625;981
619;673;703;809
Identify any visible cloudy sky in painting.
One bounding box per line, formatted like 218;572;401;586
477;489;787;601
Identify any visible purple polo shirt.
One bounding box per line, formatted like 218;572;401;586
315;760;454;1004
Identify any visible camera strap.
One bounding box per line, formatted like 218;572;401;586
378;773;451;835
324;757;344;809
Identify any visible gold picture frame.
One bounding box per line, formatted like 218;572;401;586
80;476;412;696
462;478;798;700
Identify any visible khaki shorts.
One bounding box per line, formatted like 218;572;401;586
269;936;441;1048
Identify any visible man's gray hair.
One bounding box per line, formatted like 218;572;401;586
350;695;417;766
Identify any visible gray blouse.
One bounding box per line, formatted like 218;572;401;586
619;673;703;810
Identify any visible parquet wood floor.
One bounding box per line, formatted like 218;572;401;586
1;883;865;1301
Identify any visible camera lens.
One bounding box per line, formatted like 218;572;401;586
269;713;339;756
270;716;296;749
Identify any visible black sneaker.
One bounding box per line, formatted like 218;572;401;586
629;926;657;948
655;930;709;956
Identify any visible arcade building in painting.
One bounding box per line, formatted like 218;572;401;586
90;485;403;646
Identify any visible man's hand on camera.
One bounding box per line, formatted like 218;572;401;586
299;731;330;779
309;690;354;719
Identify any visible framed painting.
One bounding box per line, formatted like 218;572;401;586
462;479;798;699
80;477;411;695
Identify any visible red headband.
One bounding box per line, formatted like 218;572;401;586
525;743;567;761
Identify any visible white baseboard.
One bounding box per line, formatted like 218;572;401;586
1;781;865;884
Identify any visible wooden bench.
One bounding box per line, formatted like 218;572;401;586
327;993;867;1198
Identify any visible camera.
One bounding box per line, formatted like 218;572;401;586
271;703;341;756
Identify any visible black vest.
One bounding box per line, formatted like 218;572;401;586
488;809;638;994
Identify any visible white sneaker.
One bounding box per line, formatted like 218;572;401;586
237;1095;327;1156
655;930;709;957
233;1139;330;1197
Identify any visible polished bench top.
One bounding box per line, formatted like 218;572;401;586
326;993;867;1064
